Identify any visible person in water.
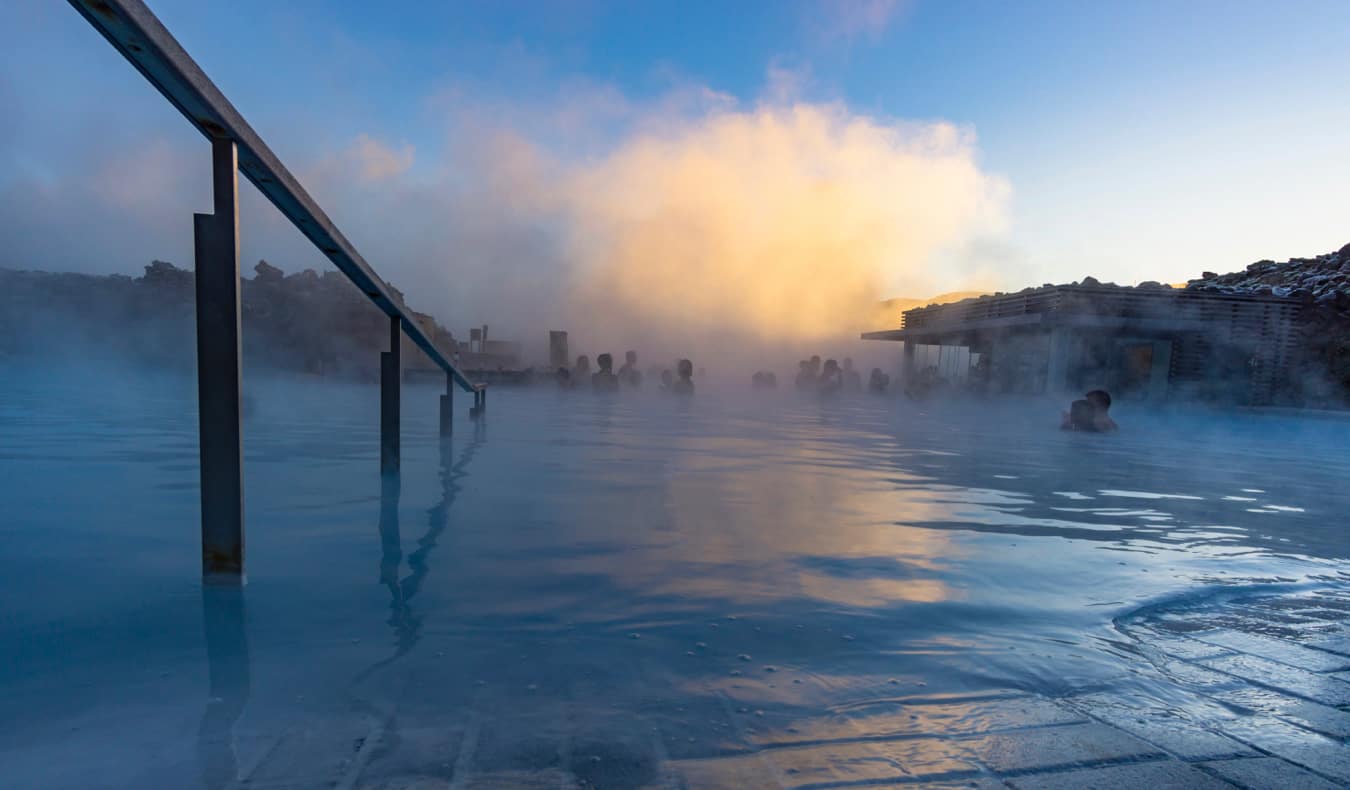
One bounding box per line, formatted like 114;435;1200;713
555;366;573;389
1085;389;1118;431
673;359;695;395
818;359;843;395
574;355;591;382
842;358;863;392
795;360;815;390
752;371;777;389
868;367;890;395
592;353;620;392
1061;389;1118;432
619;350;643;388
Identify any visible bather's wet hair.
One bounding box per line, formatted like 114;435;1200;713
1085;389;1112;410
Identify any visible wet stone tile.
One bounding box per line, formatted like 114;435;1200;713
1200;653;1350;706
1219;716;1350;783
1004;759;1231;789
1148;636;1237;662
1065;692;1251;760
1304;628;1350;657
1208;685;1350;738
870;736;985;779
1192;629;1350;672
839;696;1086;741
767;741;907;787
1200;756;1345;790
962;722;1161;774
1155;658;1246;690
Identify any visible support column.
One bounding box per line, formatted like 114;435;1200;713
902;339;916;383
1045;327;1071;394
381;316;401;475
195;137;244;584
439;371;454;438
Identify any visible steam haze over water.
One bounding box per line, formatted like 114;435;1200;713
4;2;1350;787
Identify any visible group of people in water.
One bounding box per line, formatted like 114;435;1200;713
556;351;695;395
552;349;1120;432
751;356;891;396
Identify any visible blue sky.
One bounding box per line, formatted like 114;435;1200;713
3;0;1349;323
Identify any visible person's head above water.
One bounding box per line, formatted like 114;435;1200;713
677;359;693;379
1068;399;1098;431
823;359;839;374
597;353;613;372
575;355;590;371
625;350;637;366
1085;389;1112;411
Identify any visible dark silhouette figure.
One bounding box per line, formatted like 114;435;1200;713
868;367;890;394
592;353;620;392
752;371;778;389
809;355;822;380
842;358;863;392
819;359;843;395
1063;399;1099;431
673;359;695;396
555;366;573;389
574;355;591;386
1085;389;1119;431
619;350;643;388
795;360;816;390
905;365;940;400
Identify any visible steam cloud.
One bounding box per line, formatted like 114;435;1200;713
557;102;1008;358
2;73;1012;369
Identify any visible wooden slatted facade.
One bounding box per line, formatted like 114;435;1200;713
863;286;1306;405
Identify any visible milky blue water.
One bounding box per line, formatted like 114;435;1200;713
2;365;1348;787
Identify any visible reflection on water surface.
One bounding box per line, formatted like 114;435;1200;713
2;370;1348;787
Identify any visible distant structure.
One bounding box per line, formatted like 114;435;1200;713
549;331;569;370
458;324;522;371
864;282;1304;406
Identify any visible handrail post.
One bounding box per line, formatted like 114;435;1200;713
439;370;453;437
195;137;245;584
380;316;401;475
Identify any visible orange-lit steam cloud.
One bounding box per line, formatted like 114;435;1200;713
318;92;1009;365
555;101;1008;358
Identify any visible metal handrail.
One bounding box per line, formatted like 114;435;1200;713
68;0;482;393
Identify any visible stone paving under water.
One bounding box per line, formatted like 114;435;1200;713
205;588;1350;789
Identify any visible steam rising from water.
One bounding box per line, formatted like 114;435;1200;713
560;103;1008;355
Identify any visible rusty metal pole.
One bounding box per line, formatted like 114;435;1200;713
195;137;245;584
381;316;401;475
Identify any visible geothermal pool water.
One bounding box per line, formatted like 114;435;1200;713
2;367;1349;788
